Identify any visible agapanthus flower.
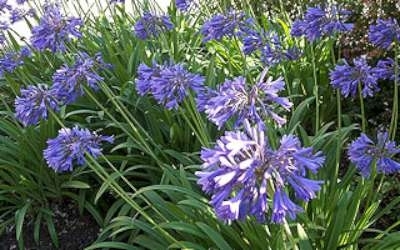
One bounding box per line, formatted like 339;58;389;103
0;0;11;13
348;131;400;177
9;7;35;23
291;5;353;42
135;62;204;109
110;0;125;3
201;10;245;42
373;58;399;81
43;126;114;172
135;62;164;96
30;3;82;52
51;53;106;104
16;0;27;4
240;20;301;65
369;18;400;50
0;46;31;76
0;21;8;44
196;120;324;223
198;70;292;129
15;84;59;126
330;56;379;98
133;12;174;40
176;0;191;11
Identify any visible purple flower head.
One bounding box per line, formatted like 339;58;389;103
201;10;245;42
0;47;31;76
291;5;353;42
51;53;106;104
9;7;35;24
176;0;192;11
44;126;114;172
196;121;324;223
133;12;174;40
348;131;400;177
30;3;82;52
16;0;26;4
135;62;164;96
145;63;204;110
330;56;379;98
15;84;59;126
373;58;398;81
110;0;125;3
369;18;400;50
199;70;292;129
0;0;11;13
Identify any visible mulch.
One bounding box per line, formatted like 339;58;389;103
0;200;100;250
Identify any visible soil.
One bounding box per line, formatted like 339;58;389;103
0;199;100;250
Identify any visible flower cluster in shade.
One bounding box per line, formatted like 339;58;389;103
201;10;245;42
133;12;174;40
14;53;108;127
44;126;114;172
0;46;31;76
30;3;82;52
135;62;204;110
368;18;400;50
197;71;292;129
348;131;400;177
291;5;353;42
196;120;325;223
329;56;380;98
373;58;399;81
239;19;301;65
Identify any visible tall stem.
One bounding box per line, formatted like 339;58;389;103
358;83;366;133
311;44;320;134
389;45;399;140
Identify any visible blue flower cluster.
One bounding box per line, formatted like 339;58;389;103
136;62;204;110
197;71;292;129
240;20;301;65
175;0;192;11
52;53;106;104
329;56;379;98
291;5;353;42
14;53;107;126
44;126;114;172
201;10;245;42
133;12;174;40
348;131;400;177
369;18;400;50
30;3;82;52
196;121;325;223
0;46;31;76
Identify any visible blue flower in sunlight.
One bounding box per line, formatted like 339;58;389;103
291;5;353;42
15;84;59;126
199;71;292;129
330;56;379;98
133;12;174;40
44;126;114;172
30;3;82;52
369;18;400;50
201;10;245;42
348;131;400;177
196;121;324;223
152;64;204;109
51;53;106;104
0;21;9;44
373;58;398;81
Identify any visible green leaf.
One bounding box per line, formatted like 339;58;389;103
15;202;31;241
196;222;232;250
85;242;140;250
61;181;91;189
